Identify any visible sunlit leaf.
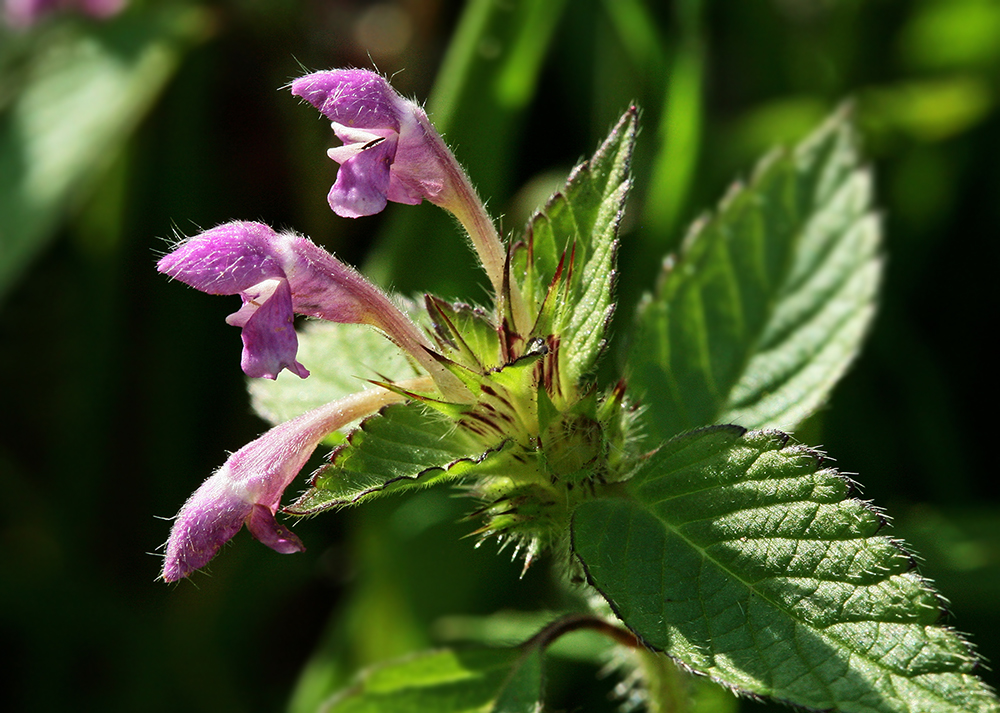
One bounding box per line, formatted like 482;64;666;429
517;108;636;390
628;107;881;438
286;402;497;515
573;426;998;713
249;320;422;427
320;647;523;713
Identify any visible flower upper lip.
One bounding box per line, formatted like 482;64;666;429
290;68;518;319
157;220;470;398
290;68;446;219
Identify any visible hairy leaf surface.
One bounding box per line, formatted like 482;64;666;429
287;402;497;515
572;427;997;712
516;108;635;389
629;108;881;438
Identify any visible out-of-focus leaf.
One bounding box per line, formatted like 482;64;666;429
0;7;210;301
895;506;1000;609
899;0;1000;70
319;647;523;713
573;426;998;712
636;648;740;713
861;78;994;142
434;611;613;665
491;647;542;713
628;107;881;438
722;97;830;167
600;0;667;75
642;1;705;243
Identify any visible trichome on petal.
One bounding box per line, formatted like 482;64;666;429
290;68;447;218
161;379;431;581
290;68;511;303
157;221;459;391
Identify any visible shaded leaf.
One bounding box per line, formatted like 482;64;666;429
320;647;523;713
573;427;997;713
426;296;501;371
434;611;614;666
628;107;881;438
492;647;543;713
635;648;740;713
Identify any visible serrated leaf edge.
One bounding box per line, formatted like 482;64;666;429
571;426;994;711
284;404;509;516
630;111;883;437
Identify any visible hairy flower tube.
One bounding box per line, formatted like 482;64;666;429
157;221;466;398
161;379;431;581
290;69;511;303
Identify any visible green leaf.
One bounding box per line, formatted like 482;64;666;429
628;107;882;438
518;108;636;390
286;402;497;515
426;296;501;371
321;647;524;713
572;427;998;713
635;648;740;713
0;7;209;301
322;617;648;713
491;647;543;713
249;320;423;427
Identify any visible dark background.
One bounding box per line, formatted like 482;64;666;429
1;1;997;711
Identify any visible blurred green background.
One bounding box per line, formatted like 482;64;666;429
1;1;998;711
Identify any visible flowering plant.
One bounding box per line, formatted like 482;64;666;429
157;69;998;713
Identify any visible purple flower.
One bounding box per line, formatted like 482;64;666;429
290;69;454;219
291;69;476;218
161;384;424;581
5;0;125;28
157;221;435;381
290;69;513;303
